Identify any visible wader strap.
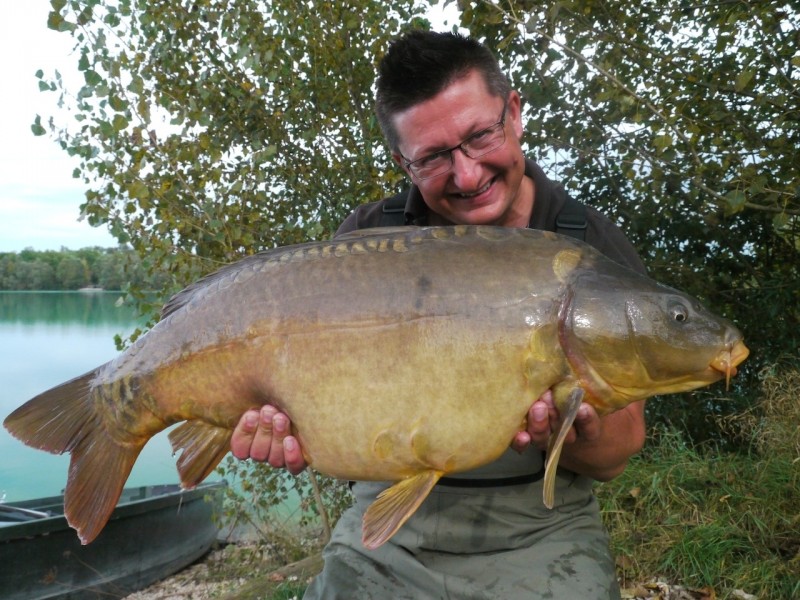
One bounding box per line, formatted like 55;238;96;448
379;190;409;227
380;189;586;240
555;196;587;240
348;466;545;492
437;465;546;488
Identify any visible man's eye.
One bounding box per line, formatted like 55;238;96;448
471;128;492;141
418;152;449;167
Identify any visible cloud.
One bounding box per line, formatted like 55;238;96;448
0;4;118;252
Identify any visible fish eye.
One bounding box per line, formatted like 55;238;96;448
670;303;689;323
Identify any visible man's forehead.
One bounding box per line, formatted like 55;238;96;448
392;74;504;156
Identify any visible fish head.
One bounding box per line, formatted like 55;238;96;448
560;264;749;412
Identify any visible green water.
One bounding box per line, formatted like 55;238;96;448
0;291;188;502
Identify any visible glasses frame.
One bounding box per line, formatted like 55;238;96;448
401;101;509;180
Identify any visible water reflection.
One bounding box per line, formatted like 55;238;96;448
0;292;182;502
0;291;134;326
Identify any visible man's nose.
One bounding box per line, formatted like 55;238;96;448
450;147;482;189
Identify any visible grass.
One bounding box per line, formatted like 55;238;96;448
216;552;323;600
597;364;800;599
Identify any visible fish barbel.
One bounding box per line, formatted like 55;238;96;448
4;226;748;548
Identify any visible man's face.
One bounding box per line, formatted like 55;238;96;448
391;70;532;227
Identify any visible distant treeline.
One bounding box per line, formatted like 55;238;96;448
0;247;169;291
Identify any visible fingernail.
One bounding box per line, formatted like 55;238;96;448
244;412;258;429
284;437;296;452
532;404;548;421
274;414;286;433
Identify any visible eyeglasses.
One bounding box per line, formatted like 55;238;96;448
402;102;508;180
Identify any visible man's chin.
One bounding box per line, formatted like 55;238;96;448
445;200;506;226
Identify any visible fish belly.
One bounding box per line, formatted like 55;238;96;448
263;317;538;480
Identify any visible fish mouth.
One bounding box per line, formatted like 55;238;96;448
709;340;750;389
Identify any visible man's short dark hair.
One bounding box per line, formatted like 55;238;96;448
375;30;511;153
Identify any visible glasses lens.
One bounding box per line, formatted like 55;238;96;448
463;124;505;156
410;154;452;179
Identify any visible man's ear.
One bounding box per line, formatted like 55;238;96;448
392;152;412;178
507;90;524;139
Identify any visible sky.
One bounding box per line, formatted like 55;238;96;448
0;4;460;253
0;3;119;252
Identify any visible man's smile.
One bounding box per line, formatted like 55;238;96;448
450;177;495;200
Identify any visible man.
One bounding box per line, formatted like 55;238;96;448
231;30;646;599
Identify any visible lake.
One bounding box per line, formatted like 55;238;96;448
0;291;197;503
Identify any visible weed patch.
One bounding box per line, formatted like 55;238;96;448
599;364;800;599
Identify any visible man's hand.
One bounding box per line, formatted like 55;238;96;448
511;390;646;481
511;389;603;453
230;405;307;475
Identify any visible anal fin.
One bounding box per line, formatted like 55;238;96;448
543;387;584;509
362;470;442;550
169;420;233;488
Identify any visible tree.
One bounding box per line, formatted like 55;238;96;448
7;258;58;290
57;255;90;289
40;0;429;313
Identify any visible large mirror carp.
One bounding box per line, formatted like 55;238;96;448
4;226;748;548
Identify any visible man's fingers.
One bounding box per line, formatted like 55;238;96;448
283;436;307;475
266;412;289;467
511;430;531;453
572;404;601;442
230;409;260;460
527;402;552;450
230;406;308;474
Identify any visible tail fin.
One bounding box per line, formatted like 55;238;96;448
4;370;143;544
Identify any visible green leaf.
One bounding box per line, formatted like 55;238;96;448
772;212;789;231
109;94;127;111
127;75;144;95
653;134;673;151
47;10;75;32
84;70;103;86
735;69;755;92
112;114;129;131
31;115;46;136
126;181;150;200
724;190;746;213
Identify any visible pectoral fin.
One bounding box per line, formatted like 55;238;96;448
362;470;443;550
543;387;585;509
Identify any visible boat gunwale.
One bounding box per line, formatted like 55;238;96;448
0;480;225;542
